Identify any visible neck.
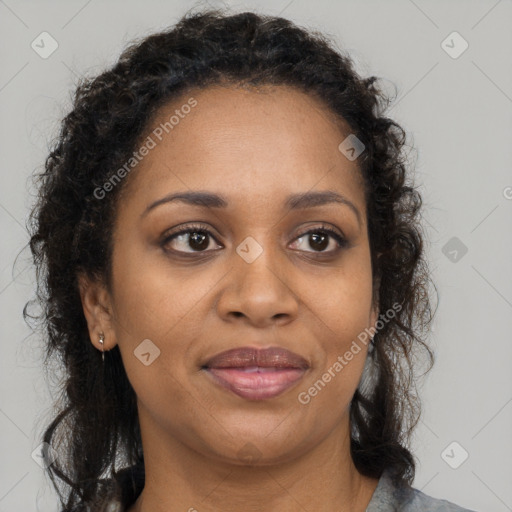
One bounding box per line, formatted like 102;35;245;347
128;410;379;512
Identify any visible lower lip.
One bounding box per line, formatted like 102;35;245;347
204;366;307;400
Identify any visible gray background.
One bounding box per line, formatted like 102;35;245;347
1;0;511;510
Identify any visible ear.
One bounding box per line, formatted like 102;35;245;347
77;272;117;353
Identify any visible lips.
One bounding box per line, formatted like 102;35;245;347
202;346;309;400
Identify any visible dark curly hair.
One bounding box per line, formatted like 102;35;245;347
24;7;436;511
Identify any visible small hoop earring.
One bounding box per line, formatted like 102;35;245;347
99;333;105;362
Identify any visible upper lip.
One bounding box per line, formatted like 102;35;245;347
203;346;309;370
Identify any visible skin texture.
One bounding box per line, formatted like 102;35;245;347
79;85;381;512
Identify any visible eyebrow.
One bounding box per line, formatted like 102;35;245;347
141;190;362;226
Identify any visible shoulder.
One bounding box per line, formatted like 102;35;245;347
366;470;477;512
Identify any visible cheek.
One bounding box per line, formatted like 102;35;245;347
300;253;373;399
110;239;214;340
297;290;371;419
310;258;374;344
108;243;225;398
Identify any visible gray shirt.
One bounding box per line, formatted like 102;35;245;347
366;470;476;511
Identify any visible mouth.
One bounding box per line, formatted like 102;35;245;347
202;346;309;400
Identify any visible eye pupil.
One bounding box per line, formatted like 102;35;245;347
309;233;328;251
189;231;209;251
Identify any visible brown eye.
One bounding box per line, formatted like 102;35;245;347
162;224;221;254
161;223;348;257
291;226;347;254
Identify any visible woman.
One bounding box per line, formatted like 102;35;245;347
26;9;476;512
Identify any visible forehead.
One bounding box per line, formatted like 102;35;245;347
119;84;366;218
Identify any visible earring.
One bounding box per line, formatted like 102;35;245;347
99;332;105;362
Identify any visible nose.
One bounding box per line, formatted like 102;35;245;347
215;239;299;328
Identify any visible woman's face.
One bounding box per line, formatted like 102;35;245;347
85;85;379;464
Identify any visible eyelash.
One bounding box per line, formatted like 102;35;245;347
161;222;348;256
